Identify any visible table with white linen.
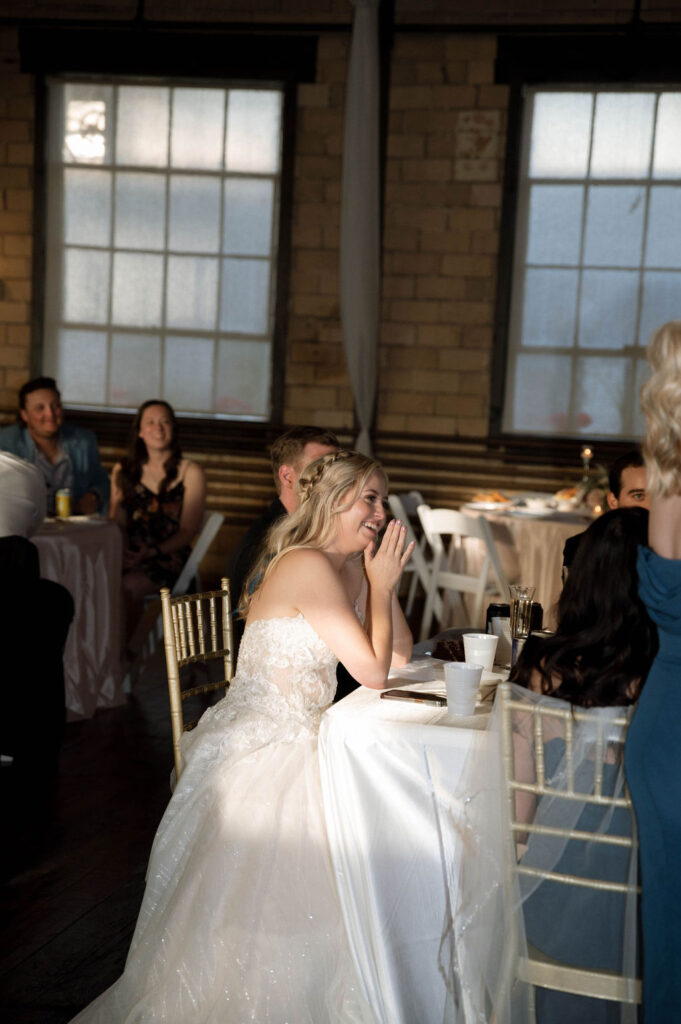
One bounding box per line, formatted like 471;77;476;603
463;505;592;627
33;517;124;719
319;659;497;1024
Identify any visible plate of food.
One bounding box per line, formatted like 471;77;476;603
464;491;512;511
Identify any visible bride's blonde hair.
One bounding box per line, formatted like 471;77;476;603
240;449;387;616
641;320;681;499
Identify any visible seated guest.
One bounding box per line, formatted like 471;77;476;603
563;448;649;572
511;506;657;1023
110;400;206;646
0;452;74;778
0;376;110;516
226;425;340;654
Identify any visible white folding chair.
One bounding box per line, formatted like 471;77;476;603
417;504;508;640
495;682;640;1017
161;577;233;784
125;510;225;690
388;491;440;620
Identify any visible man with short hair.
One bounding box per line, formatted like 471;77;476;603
226;425;340;653
606;449;649;510
0;376;110;516
563;448;649;572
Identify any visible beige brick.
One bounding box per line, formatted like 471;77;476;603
458;371;491;395
295;249;338;274
384;367;460;393
439;300;492;325
415;61;446;85
297;131;327;156
425;134;457;158
437;394;485;417
7;97;33;120
394;37;446;61
295;155;340;180
295;202;334;227
324;181;340;203
386;134;425;158
441;253;494;277
292;223;322;248
382;346;439;371
318;271;339;295
401;158;453;183
291;295;339;318
316;323;344;344
379;323;418;346
418;324;461;347
5;368;28;390
477;85;510;109
466;60;495;85
4;188;32;213
6;323;29;346
301;108;343;134
444;61;467;84
445;36;496;61
390;299;440;324
0;211;30;233
375;412;407;432
286;362;317;385
383;227;419;251
390;86;435;110
448;207;495;231
388;252;441;276
406;414;456;435
7;143;33;164
456;417;488;437
298;83;331;108
0;74;32;98
420;230;471;253
0;119;29;143
287;317;320;343
470;183;502;207
381;391;435;415
295;178;325;203
462;326;494;349
290;269;320;293
471;230;499;254
314;364;349;386
317;35;349;62
430;85;477;109
0;299;28;323
439;348;490;371
0;343;29;368
4;279;30;301
322;222;340;248
382;276;416;299
287;385;339;409
316;60;347;85
390;63;418;87
464;277;494;301
0;255;29;277
325;133;343;157
389;205;448;232
0;166;30;188
454;158;498;182
417;275;466;300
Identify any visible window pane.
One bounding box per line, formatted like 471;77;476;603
575;356;628;435
583;186;645;267
528;92;592;179
223;178;274;256
219;258;270;334
116;86;169;167
114;172;166;250
64;168;111;246
521;268;578;348
216;339;270;416
653;94;681;179
109;332;161;407
166;256;218;330
63;84;112;165
171;88;225;170
112;253;163;327
645;187;681;268
590;93;655;179
639;272;681;345
63;249;110;323
164;336;215;412
526;185;583;265
507;353;572;433
578;270;639;349
168;175;221;253
226;90;282;173
57;329;108;404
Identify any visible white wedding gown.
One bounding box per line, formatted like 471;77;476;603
72;615;372;1023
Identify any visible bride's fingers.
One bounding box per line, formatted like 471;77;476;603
400;539;415;567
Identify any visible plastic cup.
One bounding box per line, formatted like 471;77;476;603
463;632;499;672
444;661;483;717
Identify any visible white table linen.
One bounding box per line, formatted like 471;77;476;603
33;517;124;719
319;663;492;1024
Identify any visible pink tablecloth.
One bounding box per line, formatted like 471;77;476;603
34;518;124;719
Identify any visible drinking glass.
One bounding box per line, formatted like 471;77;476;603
509;584;535;666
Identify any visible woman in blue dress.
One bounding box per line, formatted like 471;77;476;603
625;319;681;1022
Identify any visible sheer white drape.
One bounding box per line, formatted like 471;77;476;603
340;0;381;456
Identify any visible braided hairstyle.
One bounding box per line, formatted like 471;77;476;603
240;450;387;615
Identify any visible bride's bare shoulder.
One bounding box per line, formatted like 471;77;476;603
276;547;335;576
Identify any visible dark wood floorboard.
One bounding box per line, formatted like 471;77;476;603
0;658;175;1022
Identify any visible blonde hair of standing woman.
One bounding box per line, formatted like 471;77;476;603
240;450;387;616
641;320;681;499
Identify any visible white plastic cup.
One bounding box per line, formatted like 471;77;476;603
463;632;499;672
444;661;483;716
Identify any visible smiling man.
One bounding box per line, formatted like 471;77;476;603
0;376;110;516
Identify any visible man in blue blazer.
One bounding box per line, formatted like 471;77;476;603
0;376;109;516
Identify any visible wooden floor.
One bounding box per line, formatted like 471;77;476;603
0;661;175;1023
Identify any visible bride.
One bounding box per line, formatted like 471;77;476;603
72;449;414;1023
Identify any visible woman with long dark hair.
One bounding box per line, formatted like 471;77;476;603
110;399;206;642
513;505;657;707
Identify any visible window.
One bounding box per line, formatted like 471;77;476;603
43;80;284;419
502;88;681;439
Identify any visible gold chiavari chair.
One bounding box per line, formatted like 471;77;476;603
161;577;233;784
